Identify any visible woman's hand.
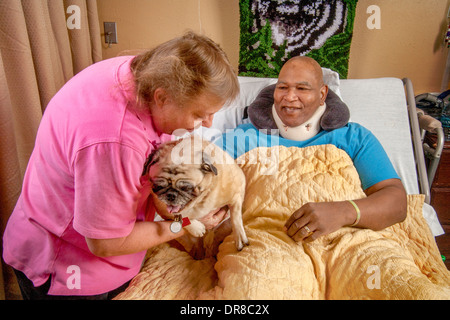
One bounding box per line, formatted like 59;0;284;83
198;205;230;230
284;201;354;243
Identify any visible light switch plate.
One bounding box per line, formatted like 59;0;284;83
104;22;118;44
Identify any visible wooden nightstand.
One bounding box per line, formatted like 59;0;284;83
425;134;450;269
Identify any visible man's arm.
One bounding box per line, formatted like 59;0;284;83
284;178;407;242
352;178;407;230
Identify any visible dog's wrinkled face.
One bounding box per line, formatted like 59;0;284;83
150;166;204;213
143;139;218;214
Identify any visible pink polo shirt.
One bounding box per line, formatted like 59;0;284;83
3;56;172;295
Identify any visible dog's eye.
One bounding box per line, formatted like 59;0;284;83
176;180;194;192
152;178;169;188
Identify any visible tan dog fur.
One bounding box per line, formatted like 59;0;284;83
144;135;249;253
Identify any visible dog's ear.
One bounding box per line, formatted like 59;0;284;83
201;152;218;175
201;162;218;175
142;148;161;176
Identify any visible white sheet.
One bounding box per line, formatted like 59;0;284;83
339;78;443;236
340;78;417;193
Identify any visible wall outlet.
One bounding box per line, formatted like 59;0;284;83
104;22;118;44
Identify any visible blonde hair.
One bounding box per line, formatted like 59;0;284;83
130;31;239;107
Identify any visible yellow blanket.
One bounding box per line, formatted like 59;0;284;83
115;145;450;300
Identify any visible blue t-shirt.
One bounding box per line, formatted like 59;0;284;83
215;122;400;190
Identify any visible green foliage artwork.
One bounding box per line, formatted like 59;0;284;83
238;0;359;79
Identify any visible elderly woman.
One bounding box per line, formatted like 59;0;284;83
3;32;239;299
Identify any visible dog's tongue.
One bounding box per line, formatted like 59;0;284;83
167;205;181;214
150;191;177;219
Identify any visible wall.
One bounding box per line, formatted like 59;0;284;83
97;0;240;70
97;0;449;94
349;0;450;94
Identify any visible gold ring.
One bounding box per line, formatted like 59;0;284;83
303;225;313;236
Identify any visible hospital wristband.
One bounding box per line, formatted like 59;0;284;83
348;200;361;227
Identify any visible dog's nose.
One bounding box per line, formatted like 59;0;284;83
166;190;177;202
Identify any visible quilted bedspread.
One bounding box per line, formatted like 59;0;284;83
115;145;450;300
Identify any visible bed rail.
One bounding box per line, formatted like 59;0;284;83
402;78;431;203
417;111;445;188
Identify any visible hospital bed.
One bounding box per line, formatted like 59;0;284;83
116;72;450;300
203;72;444;236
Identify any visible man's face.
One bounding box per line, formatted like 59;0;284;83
273;60;328;128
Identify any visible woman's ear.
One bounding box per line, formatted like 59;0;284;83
153;88;169;109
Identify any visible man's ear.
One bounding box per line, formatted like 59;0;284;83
320;84;329;106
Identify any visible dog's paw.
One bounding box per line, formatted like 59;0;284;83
184;220;206;237
234;231;249;251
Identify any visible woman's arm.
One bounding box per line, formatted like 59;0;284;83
86;220;186;257
284;178;407;242
86;206;229;257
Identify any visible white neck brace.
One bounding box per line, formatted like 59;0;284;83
272;103;326;141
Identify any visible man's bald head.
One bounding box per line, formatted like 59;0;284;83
280;56;324;87
273;56;328;127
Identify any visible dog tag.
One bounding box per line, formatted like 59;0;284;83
170;215;183;233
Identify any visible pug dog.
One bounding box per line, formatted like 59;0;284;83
142;135;249;252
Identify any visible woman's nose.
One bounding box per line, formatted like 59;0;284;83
202;114;214;128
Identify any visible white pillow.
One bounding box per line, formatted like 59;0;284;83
322;67;342;97
196;68;342;140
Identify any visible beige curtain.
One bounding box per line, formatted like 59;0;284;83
0;0;102;300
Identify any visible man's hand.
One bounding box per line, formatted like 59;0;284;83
283;178;407;243
284;201;354;242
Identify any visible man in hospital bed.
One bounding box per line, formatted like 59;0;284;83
203;56;450;299
216;56;407;243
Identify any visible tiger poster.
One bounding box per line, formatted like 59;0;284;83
238;0;358;79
